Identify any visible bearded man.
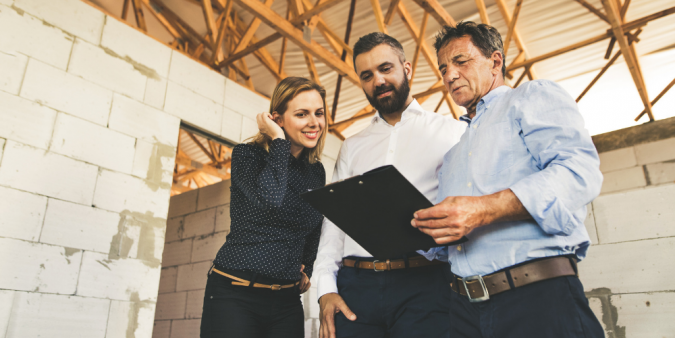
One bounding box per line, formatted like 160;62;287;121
313;32;466;338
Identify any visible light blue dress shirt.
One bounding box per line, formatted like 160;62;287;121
434;80;603;277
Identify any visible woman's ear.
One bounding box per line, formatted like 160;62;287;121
271;111;283;127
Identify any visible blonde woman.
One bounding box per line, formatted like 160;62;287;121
200;77;328;338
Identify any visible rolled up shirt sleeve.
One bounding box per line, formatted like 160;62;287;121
509;80;603;236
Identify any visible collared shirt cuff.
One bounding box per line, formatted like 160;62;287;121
317;274;339;301
510;175;576;236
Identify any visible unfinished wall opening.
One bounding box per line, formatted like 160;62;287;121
172;123;235;196
155;124;236;336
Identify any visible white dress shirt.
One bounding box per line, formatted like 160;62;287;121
314;99;466;298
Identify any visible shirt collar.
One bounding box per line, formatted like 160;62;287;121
459;85;511;123
372;99;423;125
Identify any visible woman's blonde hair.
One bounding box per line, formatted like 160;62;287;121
248;77;328;164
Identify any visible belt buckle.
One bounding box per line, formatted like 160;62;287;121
270;284;281;291
461;275;490;303
372;260;386;272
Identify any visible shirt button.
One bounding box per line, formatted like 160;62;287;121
473;125;477;129
468;152;472;156
467;182;472;187
457;245;462;251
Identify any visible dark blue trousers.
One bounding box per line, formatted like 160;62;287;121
449;275;604;338
334;261;452;338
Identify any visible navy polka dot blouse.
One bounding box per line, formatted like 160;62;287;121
214;138;326;280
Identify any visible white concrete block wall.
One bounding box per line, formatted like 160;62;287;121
0;2;276;337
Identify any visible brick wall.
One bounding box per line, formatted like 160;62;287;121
0;0;292;337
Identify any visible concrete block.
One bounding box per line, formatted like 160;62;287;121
0;90;57;149
176;261;212;291
579;237;675;294
164;81;223;135
130;139;176;187
77;251;161;301
170;319;201;338
93;169;171;218
152;321;172;338
0;49;27;94
106;300;156;338
0;138;4;164
145;77;168;110
185;289;205;319
183;208;217;239
0;184;47;241
635;137;675;165
101;16;171;78
162;239;193;267
168;189;198;218
5;292;109;338
646;161;675;185
221;108;243;143
611;292;675;338
51;113;136;173
0;290;14;338
20;58;112;126
191;232;227;263
109;94;180;147
584;203;598;245
322;156;337;183
197;179;231;211
223;77;269;119
599;166;646;195
68;39;147;101
0;237;82;294
323;133;342;161
598;146;636;173
169;51;225;104
593;183;675;244
132;139;155;179
0;0;12;5
214;204;231;233
0;140;98;205
165;216;185;243
14;0;104;44
40;198;120;253
159;267;177;294
0;5;73;70
155;292;186;320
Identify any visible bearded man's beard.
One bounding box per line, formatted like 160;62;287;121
365;73;411;115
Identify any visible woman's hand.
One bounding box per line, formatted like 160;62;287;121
299;265;311;293
256;112;285;140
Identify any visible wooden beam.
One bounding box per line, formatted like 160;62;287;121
331;0;357;121
233;0;275;55
122;0;131;20
211;9;230;64
601;0;653;120
230;15;289;81
474;0;490;24
175;153;230;180
410;11;429;87
573;0;610;23
620;0;631;20
383;0;401;25
635;76;675;121
397;2;442;80
330;110;376;130
315;20;353;56
494;0;537;78
503;0;523;54
131;0;147;31
303;52;321;85
411;0;456;27
412;83;446;99
278;10;289;76
514;65;530;87
201;0;218;44
294;0;349;24
507;5;675;72
150;0;209;46
576;50;621;102
445;95;460;119
434;95;444;112
140;0;181;38
370;0;388;33
185;131;219;163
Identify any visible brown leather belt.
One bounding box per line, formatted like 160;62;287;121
212;268;299;291
342;256;446;271
450;256;577;302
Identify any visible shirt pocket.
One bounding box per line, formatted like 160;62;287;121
471;121;514;176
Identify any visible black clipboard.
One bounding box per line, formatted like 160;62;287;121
301;165;467;258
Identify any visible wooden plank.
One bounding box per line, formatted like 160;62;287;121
201;0;218;44
577;50;621;102
505;50;525;79
294;0;348;24
514;64;530;87
503;0;523;54
397;2;442;80
175;153;230;180
185;131;219;163
494;0;537;78
140;0;181;38
573;0;610;23
410;11;429;87
278;9;289;76
635;76;675;121
233;0;275;54
370;0;388;33
211;7;230;64
445;95;460;119
122;0;131;20
411;0;456;26
303;52;321;85
150;0;209;46
412;83;446;99
620;0;631;20
383;0;401;25
131;0;147;31
331;0;357;121
230;14;289;81
601;0;653;120
474;0;490;24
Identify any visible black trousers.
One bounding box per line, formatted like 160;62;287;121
334;260;452;338
200;269;304;338
449;275;605;338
